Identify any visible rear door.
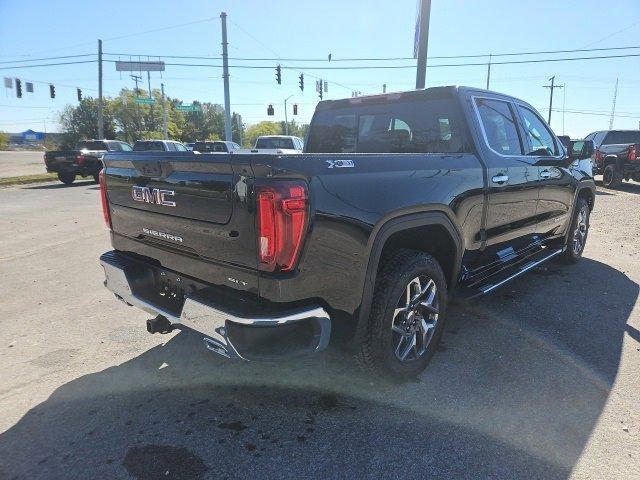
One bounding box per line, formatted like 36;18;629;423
104;151;257;268
471;95;540;264
514;103;574;242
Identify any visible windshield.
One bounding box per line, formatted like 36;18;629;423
255;137;294;149
603;131;640;145
76;141;107;151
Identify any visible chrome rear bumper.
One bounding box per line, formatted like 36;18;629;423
100;251;331;360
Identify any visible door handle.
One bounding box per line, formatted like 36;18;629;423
540;170;551;179
491;174;509;184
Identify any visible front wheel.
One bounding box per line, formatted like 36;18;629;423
556;197;590;264
356;249;448;381
57;171;76;185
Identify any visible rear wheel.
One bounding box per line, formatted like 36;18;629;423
603;164;622;189
356;249;448;381
556;197;590;264
58;171;76;185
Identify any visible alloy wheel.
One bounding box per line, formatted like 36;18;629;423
572;205;589;255
391;276;439;362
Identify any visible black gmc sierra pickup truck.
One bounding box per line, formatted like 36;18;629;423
99;86;595;379
583;129;640;188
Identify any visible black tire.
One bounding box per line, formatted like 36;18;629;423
555;197;590;264
355;249;448;381
57;171;76;185
602;164;622;189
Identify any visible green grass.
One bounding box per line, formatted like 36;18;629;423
0;172;58;186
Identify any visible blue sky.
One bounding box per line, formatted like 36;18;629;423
0;0;639;138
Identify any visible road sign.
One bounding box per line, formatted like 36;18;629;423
176;104;201;112
116;61;165;72
135;97;156;105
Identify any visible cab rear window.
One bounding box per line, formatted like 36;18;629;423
306;98;469;154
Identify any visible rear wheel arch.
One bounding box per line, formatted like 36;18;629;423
355;212;463;342
576;186;595;211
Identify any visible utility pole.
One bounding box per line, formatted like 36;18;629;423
283;95;293;135
98;39;104;139
609;77;618;130
486;54;492;90
383;83;387;93
161;83;168;139
543;76;563;125
147;71;152;98
237;114;243;145
414;0;431;89
131;74;142;95
220;12;232;142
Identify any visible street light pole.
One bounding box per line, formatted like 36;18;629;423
161;83;168;139
284;95;293;135
220;12;232;141
98;39;104;139
415;0;432;89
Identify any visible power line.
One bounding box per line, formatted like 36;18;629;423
0;60;97;70
96;52;640;71
0;53;95;65
103;44;640;62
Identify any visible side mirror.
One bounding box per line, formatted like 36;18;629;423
568;140;594;160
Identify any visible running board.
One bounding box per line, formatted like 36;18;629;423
456;248;563;300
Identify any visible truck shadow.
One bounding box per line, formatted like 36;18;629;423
594;178;640;195
0;259;636;480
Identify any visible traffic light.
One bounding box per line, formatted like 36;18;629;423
275;65;281;85
267;104;274;116
15;79;22;98
77;88;82;101
49;84;55;98
293;104;298;115
316;80;323;100
298;73;304;92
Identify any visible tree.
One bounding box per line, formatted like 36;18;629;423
244;121;282;147
0;131;9;150
59;97;116;147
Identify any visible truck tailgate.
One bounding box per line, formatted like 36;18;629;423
103;152;257;270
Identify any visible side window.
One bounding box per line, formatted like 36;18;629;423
584;132;596;142
175;143;187;152
474;98;523;155
518;106;558;156
121;143;133;151
166;142;176;151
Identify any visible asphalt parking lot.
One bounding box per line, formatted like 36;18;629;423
0;179;639;479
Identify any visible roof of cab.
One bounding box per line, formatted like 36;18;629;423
315;85;523;110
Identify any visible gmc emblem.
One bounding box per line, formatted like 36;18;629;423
132;186;176;207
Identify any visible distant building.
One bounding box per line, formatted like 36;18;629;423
21;129;45;142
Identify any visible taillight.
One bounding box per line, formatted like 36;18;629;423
43;153;48;165
76;154;85;165
629;145;637;162
99;169;111;229
594;149;603;164
257;182;308;272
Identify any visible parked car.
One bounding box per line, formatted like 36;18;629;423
44;139;132;185
132;140;189;152
237;135;303;154
98;86;595;380
583;130;640;188
193;141;241;153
